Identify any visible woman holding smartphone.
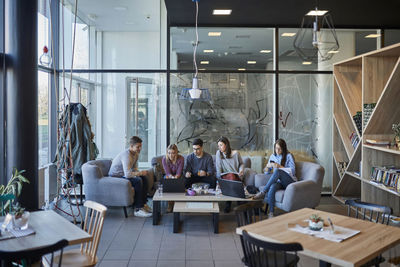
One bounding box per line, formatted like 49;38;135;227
253;139;296;218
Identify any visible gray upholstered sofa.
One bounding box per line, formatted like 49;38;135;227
254;161;325;212
82;159;154;217
151;154;256;186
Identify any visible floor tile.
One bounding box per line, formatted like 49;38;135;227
97;260;129;267
214;260;244;267
212;249;241;261
103;249;133;260
186;249;213;260
186;260;215;267
128;260;157;267
158;248;185;260
131;248;159;260
156;260;185;267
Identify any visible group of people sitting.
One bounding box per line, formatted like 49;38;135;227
108;135;297;218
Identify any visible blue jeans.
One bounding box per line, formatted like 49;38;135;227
262;169;294;212
125;176;149;209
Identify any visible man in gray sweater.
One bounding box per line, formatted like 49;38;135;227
108;136;152;217
185;138;216;189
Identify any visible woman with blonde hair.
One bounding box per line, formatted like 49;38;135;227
162;144;184;212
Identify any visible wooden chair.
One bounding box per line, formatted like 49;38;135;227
345;199;392;225
242;230;303;267
44;200;107;267
0;239;68;267
345;199;392;267
234;201;266;266
0;194;15;216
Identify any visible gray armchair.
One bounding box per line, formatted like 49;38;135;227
151;154;256;186
254;161;325;212
82;159;154;217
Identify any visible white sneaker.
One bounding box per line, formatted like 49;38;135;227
134;209;152;217
143;204;153;213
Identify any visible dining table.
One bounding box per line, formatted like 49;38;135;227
0;210;91;252
236;208;400;267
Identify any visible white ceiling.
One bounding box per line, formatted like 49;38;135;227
67;0;161;32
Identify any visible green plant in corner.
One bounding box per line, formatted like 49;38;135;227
0;168;29;196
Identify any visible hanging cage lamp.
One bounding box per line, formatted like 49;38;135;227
293;7;339;62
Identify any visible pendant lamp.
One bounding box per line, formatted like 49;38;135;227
179;0;211;102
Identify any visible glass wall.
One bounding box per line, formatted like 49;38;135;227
38;71;50;167
170;73;274;172
279;74;333;191
170;27;274;70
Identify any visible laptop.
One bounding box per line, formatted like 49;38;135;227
217;178;252;199
162;178;185;193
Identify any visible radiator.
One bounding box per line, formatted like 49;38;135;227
38;163;58;208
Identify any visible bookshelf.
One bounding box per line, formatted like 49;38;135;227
333;43;400;215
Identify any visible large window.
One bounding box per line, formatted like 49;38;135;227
38;71;50;167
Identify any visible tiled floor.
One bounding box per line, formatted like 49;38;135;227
64;197;399;267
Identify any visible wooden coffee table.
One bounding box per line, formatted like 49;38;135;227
152;190;257;233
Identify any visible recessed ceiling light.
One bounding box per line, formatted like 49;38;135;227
230;78;236;81
113;6;127;11
302;61;312;65
365;34;381;38
208;32;222;37
199;68;206;71
238;68;246;71
328;50;339;54
260;50;271;53
200;61;209;64
213;9;232;15
203;49;214;53
306;10;328;16
281;33;296;37
247;61;256;64
125;21;136;25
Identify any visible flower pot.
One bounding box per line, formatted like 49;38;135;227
12;211;30;230
309;220;323;231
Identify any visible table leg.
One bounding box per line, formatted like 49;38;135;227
153;201;161;225
173;212;180;233
213;213;219;234
319;260;331;267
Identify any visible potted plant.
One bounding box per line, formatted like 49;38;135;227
0;168;29;214
392;123;400;150
309;214;324;231
11;203;30;230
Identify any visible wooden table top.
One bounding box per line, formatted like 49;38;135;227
153;190;256;202
236;208;400;267
0;210;92;252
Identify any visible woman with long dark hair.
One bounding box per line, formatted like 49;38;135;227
253;139;296;218
215;136;244;213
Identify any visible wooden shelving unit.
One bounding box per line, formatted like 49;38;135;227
333;43;400;215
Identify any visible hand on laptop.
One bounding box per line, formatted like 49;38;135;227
198;170;207;177
185;172;192;178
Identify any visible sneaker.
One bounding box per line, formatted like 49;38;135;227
134;208;152;217
252;191;266;200
268;212;274;219
143;204;153;213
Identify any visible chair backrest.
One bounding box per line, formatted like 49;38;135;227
0;239;68;267
81;200;107;264
345;199;392;225
295;161;325;187
242;230;303;267
0;194;15;216
234;201;265;227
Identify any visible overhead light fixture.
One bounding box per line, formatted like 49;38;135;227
365;34;381;38
213;9;232;15
199;68;206;71
180;0;211;102
200;61;209;64
260;50;271;53
281;33;296;37
328;50;339;54
247;61;256;64
208;32;222;37
293;7;339;62
113;6;127;11
238;68;246;71
306;10;328;16
302;61;312;65
203;49;214;53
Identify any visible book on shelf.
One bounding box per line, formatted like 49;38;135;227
349;131;359;149
365;139;391;146
370;166;400;192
